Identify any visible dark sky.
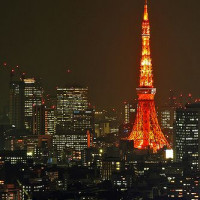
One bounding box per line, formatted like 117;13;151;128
0;0;199;110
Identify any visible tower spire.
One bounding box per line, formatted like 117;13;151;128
144;0;148;21
140;0;153;88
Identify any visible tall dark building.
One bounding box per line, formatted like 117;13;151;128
9;80;25;130
33;105;45;135
73;109;94;133
33;105;57;136
174;103;200;170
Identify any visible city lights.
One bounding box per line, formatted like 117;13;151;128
0;0;199;199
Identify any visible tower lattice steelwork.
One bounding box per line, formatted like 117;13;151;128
127;0;170;152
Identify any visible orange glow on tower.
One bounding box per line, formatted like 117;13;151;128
126;0;170;152
140;0;153;88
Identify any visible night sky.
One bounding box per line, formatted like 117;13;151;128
0;0;199;110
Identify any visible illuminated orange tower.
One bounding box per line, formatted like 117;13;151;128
127;0;170;152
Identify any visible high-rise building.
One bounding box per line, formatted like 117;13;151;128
56;87;90;133
33;105;45;135
160;90;177;130
160;108;176;130
45;107;56;135
24;78;43;131
174;103;200;170
159;107;176;147
9;80;25;129
125;0;170;152
33;105;56;135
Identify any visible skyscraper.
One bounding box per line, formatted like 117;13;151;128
33;104;45;135
160;90;177;130
45;107;56;135
9;80;25;130
33;105;57;136
24;78;43;131
56;87;90;133
174;103;200;170
126;0;170;152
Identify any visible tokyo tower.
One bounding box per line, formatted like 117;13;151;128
126;0;170;152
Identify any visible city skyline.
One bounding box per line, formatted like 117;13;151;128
0;1;200;199
0;0;199;110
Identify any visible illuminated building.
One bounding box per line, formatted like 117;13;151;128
101;158;121;180
174;103;200;170
101;147;122;180
167;173;200;199
45;107;56;135
38;135;52;149
56;87;89;132
0;150;28;165
159;107;176;147
9;80;25;129
73;109;94;133
53;131;91;161
26;135;39;157
94;110;106;121
52;135;67;161
38;135;53;163
160;108;175;130
159;92;177;146
95;110;110;137
81;147;102;167
0;184;21;200
111;171;134;190
64;132;90;158
126;0;170;152
94;109;119;137
24;78;43;131
33;105;56;135
21;183;46;199
159;90;176;131
95;121;110;137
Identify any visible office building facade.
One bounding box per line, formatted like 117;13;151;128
174;103;200;169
